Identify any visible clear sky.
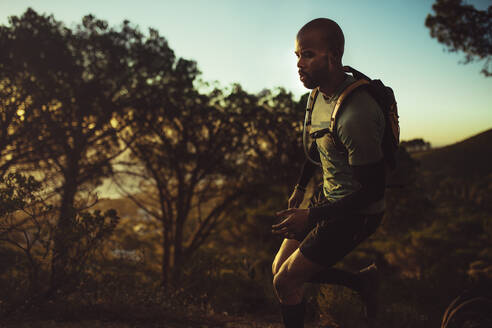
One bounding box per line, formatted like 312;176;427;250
1;0;491;147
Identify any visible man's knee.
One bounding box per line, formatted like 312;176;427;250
272;249;288;276
272;257;282;276
272;239;300;276
273;268;304;304
273;269;288;298
273;263;298;293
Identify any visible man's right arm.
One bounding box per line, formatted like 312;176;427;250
287;141;319;208
296;141;320;189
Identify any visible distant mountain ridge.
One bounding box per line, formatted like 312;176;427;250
413;128;492;179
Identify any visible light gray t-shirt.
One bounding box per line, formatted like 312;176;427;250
311;75;385;214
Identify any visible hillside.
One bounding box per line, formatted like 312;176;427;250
412;128;492;179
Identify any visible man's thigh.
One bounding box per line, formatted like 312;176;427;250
300;212;383;267
278;248;323;284
272;238;300;275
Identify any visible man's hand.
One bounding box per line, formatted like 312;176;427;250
272;208;310;239
288;188;304;209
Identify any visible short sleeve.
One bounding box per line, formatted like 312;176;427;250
336;90;385;166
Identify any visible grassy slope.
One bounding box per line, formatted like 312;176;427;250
412;128;492;179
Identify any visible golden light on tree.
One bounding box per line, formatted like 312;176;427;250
259;139;268;151
110;117;119;129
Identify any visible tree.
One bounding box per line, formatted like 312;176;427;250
113;85;245;285
0;9;129;294
425;0;492;76
109;76;310;287
0;8;184;295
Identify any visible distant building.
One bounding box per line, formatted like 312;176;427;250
401;138;431;153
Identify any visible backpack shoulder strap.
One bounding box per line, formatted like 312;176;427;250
306;87;319;114
343;65;371;81
329;79;369;132
303;87;322;165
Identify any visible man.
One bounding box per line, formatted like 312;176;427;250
271;18;386;328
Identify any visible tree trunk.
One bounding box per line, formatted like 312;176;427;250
26;252;39;297
50;155;79;294
161;222;171;287
172;208;187;284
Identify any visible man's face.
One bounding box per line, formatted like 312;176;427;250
295;30;334;89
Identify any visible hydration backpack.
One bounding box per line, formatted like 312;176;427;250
303;66;400;170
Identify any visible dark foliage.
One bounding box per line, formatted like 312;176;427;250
0;173;119;317
425;0;492;76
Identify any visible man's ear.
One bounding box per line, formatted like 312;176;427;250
327;51;341;68
326;52;334;67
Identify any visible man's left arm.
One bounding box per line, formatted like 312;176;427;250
308;95;386;224
273;159;385;237
307;160;385;222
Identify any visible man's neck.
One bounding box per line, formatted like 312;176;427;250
318;69;346;99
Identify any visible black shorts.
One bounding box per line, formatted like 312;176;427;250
296;185;383;267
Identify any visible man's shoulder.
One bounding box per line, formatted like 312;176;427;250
336;84;386;166
338;86;383;125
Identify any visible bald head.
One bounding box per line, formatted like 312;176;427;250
297;18;345;62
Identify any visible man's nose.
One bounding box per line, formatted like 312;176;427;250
297;58;304;68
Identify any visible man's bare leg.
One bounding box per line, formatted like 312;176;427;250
272;238;300;276
273;248;323;328
274;248;322;304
